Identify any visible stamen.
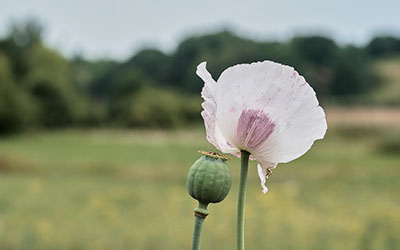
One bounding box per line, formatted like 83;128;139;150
237;109;275;150
265;168;273;179
198;150;230;161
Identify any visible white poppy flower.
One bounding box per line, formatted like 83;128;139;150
197;61;327;193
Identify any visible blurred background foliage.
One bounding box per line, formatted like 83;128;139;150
1;19;400;134
0;18;400;250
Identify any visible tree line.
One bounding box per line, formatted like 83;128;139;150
1;20;400;133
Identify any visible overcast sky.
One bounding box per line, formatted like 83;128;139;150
1;0;399;60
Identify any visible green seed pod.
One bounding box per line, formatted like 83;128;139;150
187;151;232;206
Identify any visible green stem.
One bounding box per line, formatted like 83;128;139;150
192;216;205;250
192;202;209;250
237;150;250;250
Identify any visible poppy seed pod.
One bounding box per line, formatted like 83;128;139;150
187;151;232;207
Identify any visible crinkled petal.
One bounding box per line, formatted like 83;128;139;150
250;64;327;163
197;62;239;155
257;161;277;194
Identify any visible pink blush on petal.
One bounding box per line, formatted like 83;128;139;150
237;109;275;150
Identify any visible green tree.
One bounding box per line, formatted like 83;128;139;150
23;43;85;126
367;36;400;57
0;19;89;128
332;46;377;96
0;53;34;133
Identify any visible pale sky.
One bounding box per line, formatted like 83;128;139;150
1;0;399;60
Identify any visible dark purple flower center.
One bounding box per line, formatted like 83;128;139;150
236;109;275;150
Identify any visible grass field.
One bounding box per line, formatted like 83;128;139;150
0;109;399;250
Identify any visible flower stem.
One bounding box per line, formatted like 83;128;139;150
192;202;209;250
237;150;250;250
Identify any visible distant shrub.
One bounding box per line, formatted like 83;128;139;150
332;125;380;139
111;87;201;128
0;53;35;133
367;36;400;57
0;81;35;133
377;132;400;154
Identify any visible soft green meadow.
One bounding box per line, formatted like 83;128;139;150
0;116;399;250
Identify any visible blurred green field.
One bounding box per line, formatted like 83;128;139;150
0;114;399;250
